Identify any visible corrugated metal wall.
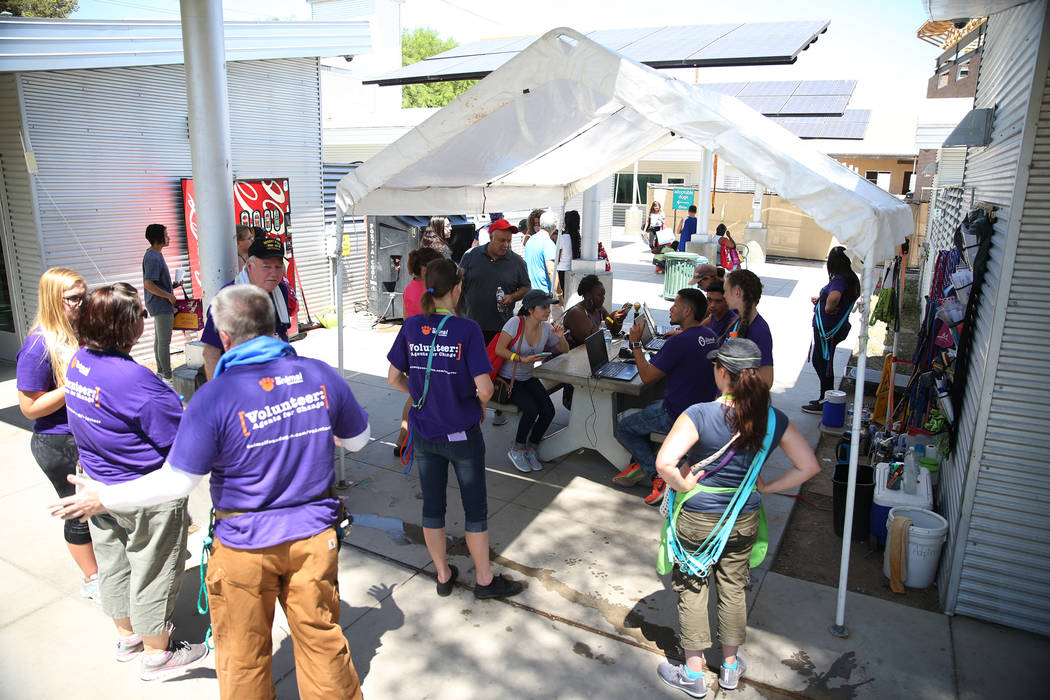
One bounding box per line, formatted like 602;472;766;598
9;57;327;363
941;0;1050;634
934;147;968;187
322;162;369;310
0;72;41;344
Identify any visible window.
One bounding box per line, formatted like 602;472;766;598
865;171;892;192
957;60;970;81
937;72;950;89
667;177;685;185
615;173;661;204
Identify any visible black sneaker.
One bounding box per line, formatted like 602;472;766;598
473;573;523;600
800;401;823;415
436;564;458;597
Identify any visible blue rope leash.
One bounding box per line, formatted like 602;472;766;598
196;511;215;650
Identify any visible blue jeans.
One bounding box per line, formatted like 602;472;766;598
615;401;674;480
412;424;488;532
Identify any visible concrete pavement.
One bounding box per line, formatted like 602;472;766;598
0;235;1044;699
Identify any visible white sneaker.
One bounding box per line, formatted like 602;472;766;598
80;573;101;603
525;451;544;471
508;449;532;473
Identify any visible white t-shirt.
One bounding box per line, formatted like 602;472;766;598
498;316;556;381
556;233;573;271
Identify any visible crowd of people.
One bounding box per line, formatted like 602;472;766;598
17;210;854;698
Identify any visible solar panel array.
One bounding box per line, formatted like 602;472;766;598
701;80;856;116
771;109;872;140
365;21;830;86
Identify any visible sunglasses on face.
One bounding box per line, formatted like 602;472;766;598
62;294;85;307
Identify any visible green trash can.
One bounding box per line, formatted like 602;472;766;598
662;252;699;300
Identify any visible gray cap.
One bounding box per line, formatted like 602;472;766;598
520;289;559;311
707;337;763;374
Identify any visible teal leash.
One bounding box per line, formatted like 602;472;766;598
197;509;215;650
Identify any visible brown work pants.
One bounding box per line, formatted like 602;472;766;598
205;528;363;700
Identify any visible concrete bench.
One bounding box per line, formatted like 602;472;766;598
486;379;567;414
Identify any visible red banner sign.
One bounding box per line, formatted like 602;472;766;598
180;178;295;298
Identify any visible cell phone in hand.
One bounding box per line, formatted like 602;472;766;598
533;352;553;360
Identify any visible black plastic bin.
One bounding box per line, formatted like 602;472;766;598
832;462;875;540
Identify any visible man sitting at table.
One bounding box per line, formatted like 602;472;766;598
612;288;720;505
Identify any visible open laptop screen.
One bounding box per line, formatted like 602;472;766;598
584;330;608;374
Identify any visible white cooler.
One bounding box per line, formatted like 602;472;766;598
871;462;932;546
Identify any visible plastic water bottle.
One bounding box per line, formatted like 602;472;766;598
496;286;505;305
902;447;918;495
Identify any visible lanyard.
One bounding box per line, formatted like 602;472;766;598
412;314;453;410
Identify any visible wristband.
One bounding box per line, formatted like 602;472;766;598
605;315;616;324
510;352;517;362
631;341;643;350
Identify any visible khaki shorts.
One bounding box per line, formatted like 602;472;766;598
89;497;189;636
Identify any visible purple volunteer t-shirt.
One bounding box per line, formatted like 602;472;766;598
732;313;774;368
16;330;69;434
814;274;855;332
64;348;183;484
387;314;492;442
168;354;368;550
651;325;721;419
708;310;739;341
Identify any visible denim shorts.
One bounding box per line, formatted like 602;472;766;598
412;424;488;532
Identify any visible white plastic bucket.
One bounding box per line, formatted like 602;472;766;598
882;507;948;588
822;390;847;428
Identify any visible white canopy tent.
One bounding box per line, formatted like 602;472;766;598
335;27;912;634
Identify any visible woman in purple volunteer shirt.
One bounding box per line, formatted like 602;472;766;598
16;268;100;599
65;283;206;680
387;259;524;601
724;269;774;388
802;247;861;414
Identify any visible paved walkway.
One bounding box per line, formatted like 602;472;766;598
0;235;1044;698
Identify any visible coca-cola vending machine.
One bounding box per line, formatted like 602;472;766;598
180;178;296;299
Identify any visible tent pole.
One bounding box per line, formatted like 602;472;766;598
830;254;875;638
632;161;639;207
335;211;347;488
887;256;901;428
582;183;601;260
698;149;713;236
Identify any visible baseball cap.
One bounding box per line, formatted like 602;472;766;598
707;337;763;374
489;218;519;234
520;289;558;310
692;263;718;282
248;235;286;260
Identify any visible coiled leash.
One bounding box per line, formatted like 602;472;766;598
658;409;776;577
196;509;215;650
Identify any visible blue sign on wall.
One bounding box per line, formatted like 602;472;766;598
672;188;695;210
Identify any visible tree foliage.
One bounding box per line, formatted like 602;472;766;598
401;27;476;108
0;0;79;17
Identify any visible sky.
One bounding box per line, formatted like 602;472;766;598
69;0;943;109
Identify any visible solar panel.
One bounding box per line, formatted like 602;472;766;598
738;80;800;97
738;95;789;114
365;21;830;86
771;109;870;139
780;95;850;116
792;79;855;96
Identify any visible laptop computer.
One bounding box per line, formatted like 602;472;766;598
584;330;639;381
640;303;670;351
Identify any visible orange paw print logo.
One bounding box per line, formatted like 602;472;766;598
421;325;432;335
259;377;275;392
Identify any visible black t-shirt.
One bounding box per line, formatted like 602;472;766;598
459;246;529;332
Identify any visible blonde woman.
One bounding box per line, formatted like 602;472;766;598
16;268;99;599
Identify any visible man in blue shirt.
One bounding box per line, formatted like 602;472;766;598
142;223;177;380
523;211;558;295
613;288;720;505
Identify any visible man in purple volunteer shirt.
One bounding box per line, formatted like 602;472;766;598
701;280;738;341
52;285;370;700
200;234;293;380
613;288;721;506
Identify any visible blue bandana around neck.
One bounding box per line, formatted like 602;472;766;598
214;335;296;377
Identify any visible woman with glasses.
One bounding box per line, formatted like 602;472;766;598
61;283;207;680
494;290;569;473
654;338;818;697
16;268;100;600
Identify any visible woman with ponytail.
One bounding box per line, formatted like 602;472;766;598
654;338;819;697
387;259;524;601
16;267;100;600
802;246;861;414
724;269;774;387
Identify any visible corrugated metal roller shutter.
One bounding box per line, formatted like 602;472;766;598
0;73;42;336
322;162;369;309
17;57;326;363
945;0;1050;634
227;58;328;325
